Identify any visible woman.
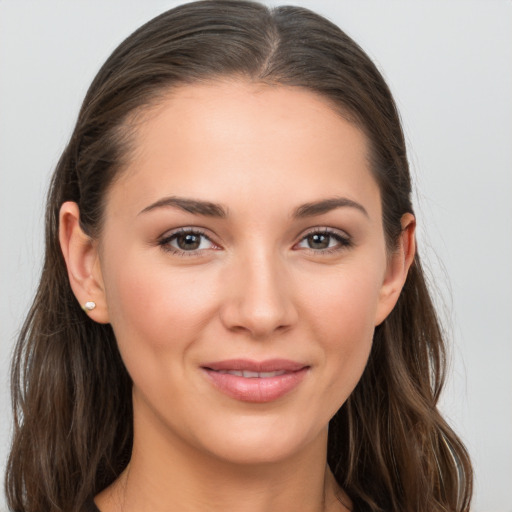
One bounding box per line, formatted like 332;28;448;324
5;1;473;511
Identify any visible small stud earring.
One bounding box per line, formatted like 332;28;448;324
82;301;96;312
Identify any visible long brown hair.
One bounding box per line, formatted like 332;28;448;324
6;1;472;511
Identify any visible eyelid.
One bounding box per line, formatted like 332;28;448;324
300;226;350;237
159;226;209;239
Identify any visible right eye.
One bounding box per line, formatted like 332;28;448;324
159;228;218;255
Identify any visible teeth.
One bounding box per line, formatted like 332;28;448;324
258;371;286;378
217;370;287;378
242;370;259;378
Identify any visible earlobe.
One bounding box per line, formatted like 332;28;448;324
374;213;416;326
59;201;110;324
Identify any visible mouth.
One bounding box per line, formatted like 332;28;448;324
201;359;310;403
211;369;288;378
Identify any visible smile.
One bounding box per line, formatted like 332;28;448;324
201;359;309;403
213;370;287;378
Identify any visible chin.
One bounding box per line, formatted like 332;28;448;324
190;415;327;467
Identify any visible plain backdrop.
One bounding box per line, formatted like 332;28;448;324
0;1;511;511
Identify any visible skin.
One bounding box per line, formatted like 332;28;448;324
59;80;415;512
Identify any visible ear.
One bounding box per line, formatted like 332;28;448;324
59;201;110;324
374;213;416;326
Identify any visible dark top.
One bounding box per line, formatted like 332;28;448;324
83;497;101;512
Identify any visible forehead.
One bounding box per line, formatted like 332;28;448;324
107;80;380;220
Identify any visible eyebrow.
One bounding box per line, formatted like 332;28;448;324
139;196;227;217
138;195;368;219
293;197;368;218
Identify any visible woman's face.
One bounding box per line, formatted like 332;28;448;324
93;80;406;464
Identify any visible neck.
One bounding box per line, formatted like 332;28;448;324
95;402;350;512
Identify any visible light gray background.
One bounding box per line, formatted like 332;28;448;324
0;1;511;511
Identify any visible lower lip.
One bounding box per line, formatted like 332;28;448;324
202;368;309;403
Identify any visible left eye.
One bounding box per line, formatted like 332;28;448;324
296;231;349;251
161;230;215;252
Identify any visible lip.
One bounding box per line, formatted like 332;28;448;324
201;359;310;403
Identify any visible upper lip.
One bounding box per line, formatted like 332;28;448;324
202;359;308;373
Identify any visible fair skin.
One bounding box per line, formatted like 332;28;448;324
59;80;415;512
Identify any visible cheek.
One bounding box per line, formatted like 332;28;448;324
102;252;219;359
301;265;382;395
304;263;382;338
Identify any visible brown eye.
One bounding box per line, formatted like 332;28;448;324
175;233;201;250
160;229;216;254
296;229;352;253
306;233;331;249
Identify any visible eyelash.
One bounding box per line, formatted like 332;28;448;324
158;227;353;257
296;228;353;255
158;228;217;257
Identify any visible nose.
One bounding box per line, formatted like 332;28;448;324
219;249;298;339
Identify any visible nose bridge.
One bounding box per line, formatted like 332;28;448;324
220;242;297;338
